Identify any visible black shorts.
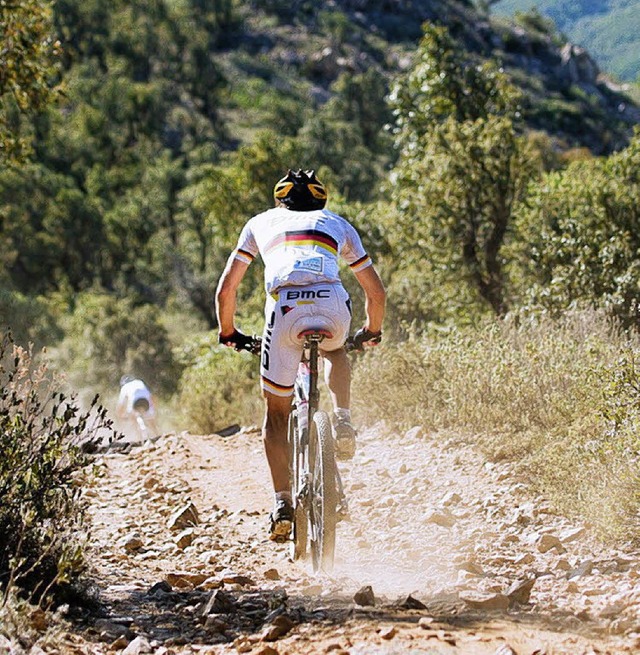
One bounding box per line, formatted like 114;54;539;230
133;398;150;413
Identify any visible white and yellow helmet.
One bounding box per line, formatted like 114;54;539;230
273;169;327;210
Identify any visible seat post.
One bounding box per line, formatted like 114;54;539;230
307;337;320;415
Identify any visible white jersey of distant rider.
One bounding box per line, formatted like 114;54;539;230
233;207;372;293
118;379;154;414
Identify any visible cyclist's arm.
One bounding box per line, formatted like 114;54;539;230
215;255;250;335
354;265;386;333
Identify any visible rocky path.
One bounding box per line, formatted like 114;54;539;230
68;424;640;654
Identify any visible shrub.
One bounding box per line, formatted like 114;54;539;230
512;130;640;328
55;291;179;398
0;332;111;601
175;333;263;434
0;287;61;348
352;309;640;541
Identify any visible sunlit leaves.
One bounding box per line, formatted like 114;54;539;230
514;129;640;326
387;23;535;322
0;0;62;162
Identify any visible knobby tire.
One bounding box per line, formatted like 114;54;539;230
289;411;308;561
309;410;338;573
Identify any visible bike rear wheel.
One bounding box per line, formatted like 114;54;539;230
135;413;149;441
308;410;338;572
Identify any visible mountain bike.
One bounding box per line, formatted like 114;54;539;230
242;330;357;573
133;410;150;441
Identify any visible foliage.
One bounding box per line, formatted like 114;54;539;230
0;332;111;599
0;0;61;162
55;291;179;396
0;287;61;348
175;334;263;434
387;24;539;322
512;129;640;327
352;309;640;541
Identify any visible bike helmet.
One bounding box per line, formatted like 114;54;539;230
120;375;134;387
273;169;327;211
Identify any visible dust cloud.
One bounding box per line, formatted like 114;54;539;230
318;426;478;600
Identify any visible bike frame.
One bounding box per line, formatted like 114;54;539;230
289;331;340;572
243;330;356;572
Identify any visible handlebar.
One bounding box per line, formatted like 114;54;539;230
237;337;261;356
237;335;365;355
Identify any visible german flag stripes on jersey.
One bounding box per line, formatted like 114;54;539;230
232;206;373;294
264;229;338;256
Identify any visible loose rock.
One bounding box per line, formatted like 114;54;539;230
536;533;566;554
168;501;199;531
353;585;376;606
174;528;195;549
459;591;510;611
506;577;536;605
122;636;152;655
262;614;295;641
426;510;455;528
379;626;397;640
567;559;594;580
202;589;237;615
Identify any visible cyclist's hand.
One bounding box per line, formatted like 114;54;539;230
219;329;254;352
353;327;382;350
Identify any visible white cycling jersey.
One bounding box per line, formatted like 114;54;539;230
118;379;155;416
233;207;372;293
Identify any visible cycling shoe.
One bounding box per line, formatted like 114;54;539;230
333;418;356;461
269;499;293;542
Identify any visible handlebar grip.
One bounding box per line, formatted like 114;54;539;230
243;336;262;356
344;337;363;353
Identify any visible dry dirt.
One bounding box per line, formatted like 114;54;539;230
56;423;640;654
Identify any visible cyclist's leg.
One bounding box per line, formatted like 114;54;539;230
324;348;357;460
323;348;350;409
260;294;302;539
262;391;293;493
263;391;295;540
317;286;356;459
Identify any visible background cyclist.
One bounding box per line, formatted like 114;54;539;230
116;376;160;439
215;169;386;541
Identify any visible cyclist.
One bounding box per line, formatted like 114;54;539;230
215;169;386;541
116;376;159;437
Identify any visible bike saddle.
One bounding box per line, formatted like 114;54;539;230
297;329;333;339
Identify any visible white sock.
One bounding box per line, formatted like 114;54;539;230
335;408;351;422
275;491;292;506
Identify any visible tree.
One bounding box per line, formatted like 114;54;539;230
388;24;537;320
513;129;640;328
0;0;61;162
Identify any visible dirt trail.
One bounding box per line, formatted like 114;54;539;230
70;424;640;654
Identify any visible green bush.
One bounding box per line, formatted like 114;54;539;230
0;287;61;348
55;291;180;398
352;309;640;541
0;333;111;600
511;130;640;327
176;333;263;434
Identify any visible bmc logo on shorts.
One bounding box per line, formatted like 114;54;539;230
285;289;331;300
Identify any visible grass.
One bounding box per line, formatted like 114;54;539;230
352;309;640;543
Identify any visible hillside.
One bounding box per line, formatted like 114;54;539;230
494;0;640;82
1;0;639;342
224;0;639;154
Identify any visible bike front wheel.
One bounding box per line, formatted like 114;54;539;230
308;410;338;573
